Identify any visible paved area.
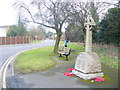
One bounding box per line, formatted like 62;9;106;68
9;56;118;88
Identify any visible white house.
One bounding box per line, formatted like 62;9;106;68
0;26;10;37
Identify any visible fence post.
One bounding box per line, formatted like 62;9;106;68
28;37;30;43
23;37;24;44
19;36;21;44
10;37;11;45
25;36;27;43
18;36;20;44
5;37;6;45
23;37;25;44
26;36;27;43
14;37;15;44
0;37;1;45
15;37;16;44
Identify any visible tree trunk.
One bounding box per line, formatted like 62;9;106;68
53;33;62;53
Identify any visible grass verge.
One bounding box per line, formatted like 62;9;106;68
59;41;119;69
14;46;55;74
69;43;119;69
92;45;119;69
31;40;41;43
15;42;119;74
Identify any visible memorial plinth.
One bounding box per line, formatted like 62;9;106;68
72;52;104;80
72;15;104;80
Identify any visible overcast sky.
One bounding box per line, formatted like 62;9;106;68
0;0;116;27
0;0;31;26
0;0;16;26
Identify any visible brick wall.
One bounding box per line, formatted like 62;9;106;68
0;37;30;45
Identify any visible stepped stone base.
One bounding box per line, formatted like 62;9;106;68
72;70;104;80
73;52;104;80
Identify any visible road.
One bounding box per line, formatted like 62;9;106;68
0;39;55;88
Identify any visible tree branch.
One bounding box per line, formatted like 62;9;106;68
20;4;56;29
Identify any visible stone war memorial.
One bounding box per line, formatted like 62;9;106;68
72;15;104;80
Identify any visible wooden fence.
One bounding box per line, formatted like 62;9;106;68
0;37;30;45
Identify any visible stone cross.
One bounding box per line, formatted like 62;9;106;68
72;14;103;80
84;15;96;52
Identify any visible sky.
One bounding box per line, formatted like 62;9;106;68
0;0;17;26
0;0;116;28
0;0;32;26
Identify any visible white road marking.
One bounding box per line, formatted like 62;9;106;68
1;48;42;88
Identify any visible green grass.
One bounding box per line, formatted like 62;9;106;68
59;42;119;69
99;54;118;68
68;43;119;69
92;46;119;69
15;41;119;74
58;43;85;61
14;46;55;74
31;40;41;43
15;42;84;74
60;41;64;44
60;41;84;51
68;43;84;50
68;43;85;60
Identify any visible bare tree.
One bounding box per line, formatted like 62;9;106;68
15;0;70;53
15;0;113;51
29;25;46;40
65;1;113;45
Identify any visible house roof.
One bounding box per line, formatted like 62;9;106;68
0;25;10;28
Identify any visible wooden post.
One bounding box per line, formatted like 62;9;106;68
5;37;6;45
23;37;25;44
28;36;30;43
15;37;16;44
10;37;11;45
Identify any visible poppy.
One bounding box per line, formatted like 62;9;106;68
94;77;105;82
64;72;74;76
68;68;75;71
